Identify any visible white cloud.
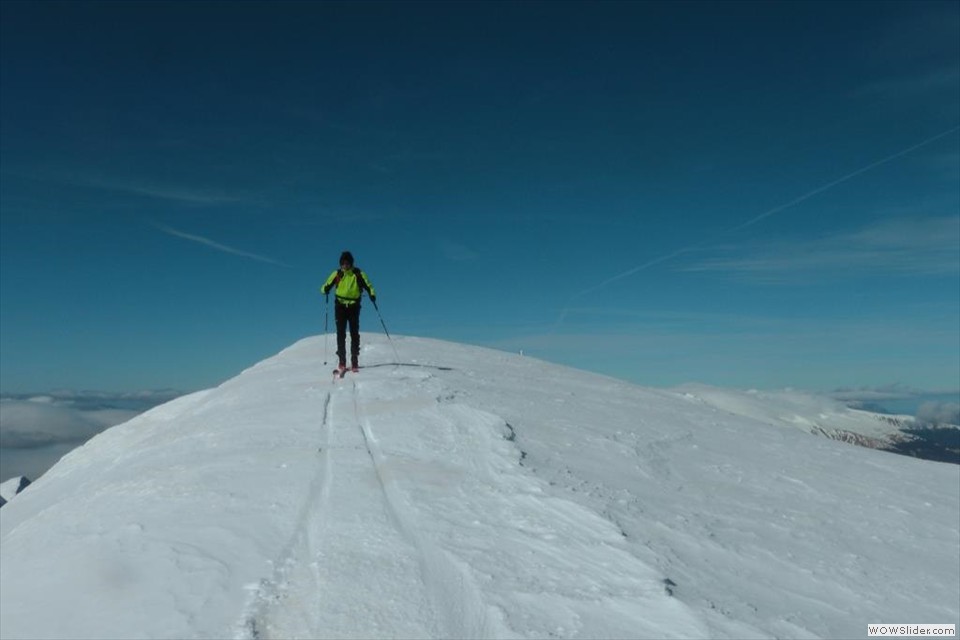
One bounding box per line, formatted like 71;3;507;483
0;399;127;449
153;223;292;267
858;66;960;99
828;386;960;426
62;171;249;205
439;239;479;262
0;391;181;482
829;384;921;404
118;183;245;205
684;216;960;281
916;401;960;427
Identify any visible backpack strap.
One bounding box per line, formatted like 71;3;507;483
353;267;370;296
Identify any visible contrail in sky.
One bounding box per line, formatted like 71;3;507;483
153;222;292;267
571;125;960;301
732;125;960;232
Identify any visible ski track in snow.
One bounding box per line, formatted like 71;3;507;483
239;392;334;639
240;370;491;639
351;376;498;640
238;355;706;639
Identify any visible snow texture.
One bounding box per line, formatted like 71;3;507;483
1;335;957;639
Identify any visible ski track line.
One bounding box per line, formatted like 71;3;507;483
237;390;334;640
248;372;451;639
350;377;499;640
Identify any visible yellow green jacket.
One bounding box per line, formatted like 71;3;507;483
322;267;375;305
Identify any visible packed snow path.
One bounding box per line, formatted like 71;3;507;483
243;374;490;639
1;335;957;640
241;365;702;639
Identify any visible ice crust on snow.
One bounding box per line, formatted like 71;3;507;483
0;335;957;639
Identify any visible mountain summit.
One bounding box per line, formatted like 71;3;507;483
1;336;957;639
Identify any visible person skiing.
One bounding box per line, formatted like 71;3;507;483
321;251;376;373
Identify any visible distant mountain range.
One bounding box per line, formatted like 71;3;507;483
670;383;959;464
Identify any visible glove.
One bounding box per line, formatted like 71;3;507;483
321;285;330;295
370;294;377;303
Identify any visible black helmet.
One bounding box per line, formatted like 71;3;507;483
339;251;354;267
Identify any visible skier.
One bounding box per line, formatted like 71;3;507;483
321;251;376;373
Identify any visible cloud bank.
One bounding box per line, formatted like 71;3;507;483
0;391;182;481
916;401;960;427
830;385;960;426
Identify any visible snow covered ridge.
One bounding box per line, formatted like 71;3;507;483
672;384;960;463
1;335;958;640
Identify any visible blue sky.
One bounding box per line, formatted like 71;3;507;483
1;0;958;399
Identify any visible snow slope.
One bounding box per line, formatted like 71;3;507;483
671;383;919;447
1;336;957;639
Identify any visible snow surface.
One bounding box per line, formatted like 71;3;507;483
1;335;957;639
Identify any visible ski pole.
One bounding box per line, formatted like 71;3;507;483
323;293;331;366
371;298;401;364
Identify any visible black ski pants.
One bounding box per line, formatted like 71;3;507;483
335;301;361;365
